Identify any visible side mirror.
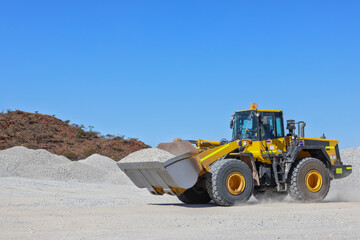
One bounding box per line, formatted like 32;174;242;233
286;120;296;130
286;119;296;135
230;115;234;129
262;116;269;125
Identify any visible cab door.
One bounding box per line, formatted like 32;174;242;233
261;111;286;153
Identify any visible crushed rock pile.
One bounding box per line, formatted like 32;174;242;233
0;147;175;185
0;146;130;184
78;154;120;172
327;147;360;201
120;148;175;163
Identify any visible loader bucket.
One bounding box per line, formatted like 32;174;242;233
156;140;197;156
117;148;203;196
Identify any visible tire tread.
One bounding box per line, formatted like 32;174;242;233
288;157;330;202
206;159;253;206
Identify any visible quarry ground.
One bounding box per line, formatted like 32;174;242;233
1;177;359;240
1;146;359;239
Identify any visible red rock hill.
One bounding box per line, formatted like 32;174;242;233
0;110;149;161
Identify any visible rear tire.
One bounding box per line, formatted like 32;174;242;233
206;159;254;206
288;158;330;202
253;188;288;202
177;177;211;204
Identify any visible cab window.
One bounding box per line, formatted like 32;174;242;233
276;117;284;137
261;113;275;139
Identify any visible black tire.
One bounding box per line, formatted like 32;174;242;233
253;188;288;202
206;159;254;206
177;177;211;204
288;158;330;202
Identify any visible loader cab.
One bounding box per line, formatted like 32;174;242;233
231;108;284;142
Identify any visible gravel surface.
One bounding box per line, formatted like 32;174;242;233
0;177;174;207
0;188;359;240
0;146;358;239
120;148;175;163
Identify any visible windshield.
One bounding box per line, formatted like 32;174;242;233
232;110;258;141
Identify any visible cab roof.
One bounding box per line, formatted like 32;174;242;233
235;109;282;113
235;103;282;113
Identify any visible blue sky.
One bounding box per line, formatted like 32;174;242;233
1;1;359;149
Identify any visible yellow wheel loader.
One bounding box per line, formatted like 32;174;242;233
118;103;352;206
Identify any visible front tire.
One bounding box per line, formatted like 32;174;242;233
206;159;254;206
288;158;330;202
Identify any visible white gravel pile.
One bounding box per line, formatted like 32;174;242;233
327;147;360;201
120;148;175;163
78;154;120;172
79;153;132;184
0;146;175;185
0;146;129;184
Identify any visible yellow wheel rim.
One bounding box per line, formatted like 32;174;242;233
305;170;323;192
226;172;246;195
